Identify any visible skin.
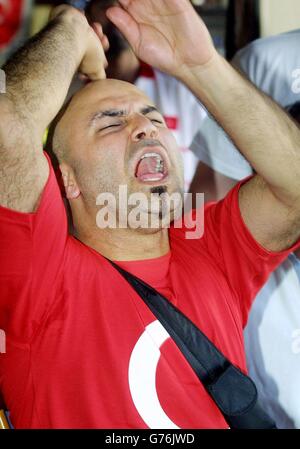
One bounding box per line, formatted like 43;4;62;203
107;0;300;253
0;6;108;213
2;0;300;266
56;78;184;260
86;0;140;82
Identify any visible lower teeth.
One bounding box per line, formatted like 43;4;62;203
156;162;163;173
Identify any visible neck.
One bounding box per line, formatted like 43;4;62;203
77;227;170;261
69;193;170;261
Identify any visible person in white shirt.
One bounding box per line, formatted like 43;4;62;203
244;253;300;429
190;29;300;198
190;31;300;428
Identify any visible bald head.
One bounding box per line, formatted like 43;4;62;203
66;78;152;116
51;78;155;164
49;76;183;236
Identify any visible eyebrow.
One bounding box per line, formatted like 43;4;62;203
89;105;161;126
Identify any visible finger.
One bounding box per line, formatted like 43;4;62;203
91;22;104;39
99;48;108;69
101;44;108;66
116;0;131;8
91;23;110;52
106;6;140;52
82;64;106;81
89;67;107;81
101;35;110;52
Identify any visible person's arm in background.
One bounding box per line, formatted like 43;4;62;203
188;109;246;204
189;162;237;204
188;113;251;203
190;115;253;206
0;5;107;213
189;31;300;203
108;0;300;252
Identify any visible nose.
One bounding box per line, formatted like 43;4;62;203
131;114;159;142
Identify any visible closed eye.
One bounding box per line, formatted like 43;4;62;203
98;123;122;131
150;118;165;126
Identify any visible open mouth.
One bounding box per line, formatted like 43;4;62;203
135;152;168;183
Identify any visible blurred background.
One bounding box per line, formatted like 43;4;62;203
1;0;300;67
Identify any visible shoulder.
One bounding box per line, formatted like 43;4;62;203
235;30;300;66
233;30;300;105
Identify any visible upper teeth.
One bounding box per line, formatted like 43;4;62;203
140;152;164;173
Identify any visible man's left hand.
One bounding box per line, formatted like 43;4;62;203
106;0;216;79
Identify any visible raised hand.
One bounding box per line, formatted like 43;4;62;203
106;0;216;79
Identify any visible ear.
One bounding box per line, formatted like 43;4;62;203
59;163;81;200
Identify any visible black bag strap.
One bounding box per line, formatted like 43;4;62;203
110;260;277;429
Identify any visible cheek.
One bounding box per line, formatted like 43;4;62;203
97;134;129;176
163;132;183;167
93;134;124;164
102;145;125;169
163;129;179;151
93;145;127;187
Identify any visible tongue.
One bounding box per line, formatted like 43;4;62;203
135;157;164;181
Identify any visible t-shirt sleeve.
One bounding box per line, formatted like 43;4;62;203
203;177;300;326
232;33;300;107
0;153;68;342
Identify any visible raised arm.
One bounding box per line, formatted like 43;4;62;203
0;6;107;213
108;0;300;252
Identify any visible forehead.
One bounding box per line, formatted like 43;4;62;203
69;80;155;118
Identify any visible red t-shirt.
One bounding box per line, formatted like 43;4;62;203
0;155;297;429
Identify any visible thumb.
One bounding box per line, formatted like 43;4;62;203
106;6;140;53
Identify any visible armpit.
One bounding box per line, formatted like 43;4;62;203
0;152;49;213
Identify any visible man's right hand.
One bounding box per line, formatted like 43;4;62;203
0;3;109;213
50;5;109;80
